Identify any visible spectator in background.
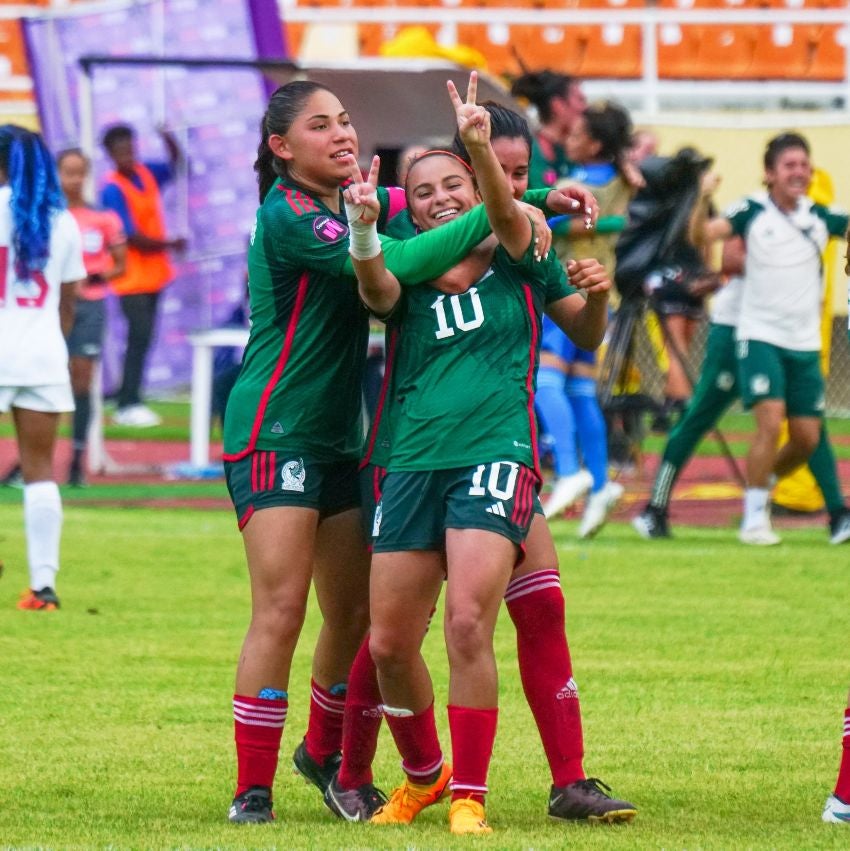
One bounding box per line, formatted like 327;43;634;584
100;123;187;428
539;101;634;534
628;128;659;166
58;149;127;485
0;125;86;610
510;70;586;189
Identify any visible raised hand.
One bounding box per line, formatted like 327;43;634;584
447;71;490;151
547;185;599;229
343;155;381;226
566;257;612;297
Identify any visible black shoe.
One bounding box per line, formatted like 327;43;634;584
548;778;637;824
228;786;274;823
293;739;342;794
1;463;22;487
632;505;671;539
323;771;388;821
67;460;85;488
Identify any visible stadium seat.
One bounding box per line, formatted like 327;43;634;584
456;22;516;75
687;24;757;77
658;23;704;78
511;24;585;75
282;21;307;58
748;23;815;78
0;21;29;78
574;23;642;78
806;24;850;80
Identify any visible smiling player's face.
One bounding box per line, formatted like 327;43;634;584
491;136;530;200
271;89;359;189
406;155;478;232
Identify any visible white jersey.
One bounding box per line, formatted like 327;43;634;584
709;275;744;328
0;186;86;386
726;190;848;351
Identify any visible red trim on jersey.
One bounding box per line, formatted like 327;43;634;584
267;451;276;490
511;465;532;527
238;505;255;530
521;284;542;482
372;465;386;505
359;326;399;470
222;272;310;462
251;452;259;492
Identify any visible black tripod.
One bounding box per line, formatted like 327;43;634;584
598;297;744;485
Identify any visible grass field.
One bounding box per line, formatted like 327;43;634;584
1;502;848;849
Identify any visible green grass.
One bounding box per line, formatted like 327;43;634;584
1;506;848;848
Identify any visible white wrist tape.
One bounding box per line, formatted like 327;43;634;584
348;220;382;260
345;198;382;260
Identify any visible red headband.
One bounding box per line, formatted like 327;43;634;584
404;149;474;190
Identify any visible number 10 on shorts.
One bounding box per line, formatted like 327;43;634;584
468;462;519;500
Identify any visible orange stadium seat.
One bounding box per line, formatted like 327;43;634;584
688;24;757;77
282;21;307;57
0;21;30;78
748;23;815;77
456;22;516;75
658;23;704;78
574;23;642;77
358;22;394;56
511;25;585;75
806;24;850;80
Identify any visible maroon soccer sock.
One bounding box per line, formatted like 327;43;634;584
233;694;287;796
337;635;384;789
448;704;497;804
834;708;850;802
304;678;346;764
505;569;585;787
383;700;444;783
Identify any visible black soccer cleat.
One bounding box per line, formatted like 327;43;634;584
323;771;388;821
632;505;671;539
548;778;637;824
292;738;342;794
228;785;274;824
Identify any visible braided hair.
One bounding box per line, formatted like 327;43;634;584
0;124;65;279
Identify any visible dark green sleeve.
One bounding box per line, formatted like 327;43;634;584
812;203;850;238
342;204;492;286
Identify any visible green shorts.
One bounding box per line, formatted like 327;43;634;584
372;462;538;552
736;339;824;418
225;451;360;529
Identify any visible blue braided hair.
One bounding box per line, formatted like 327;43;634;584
0;124;65;279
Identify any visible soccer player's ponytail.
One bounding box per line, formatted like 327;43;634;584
254;80;335;203
0;124;65;279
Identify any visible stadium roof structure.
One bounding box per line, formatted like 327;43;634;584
77;54;519;162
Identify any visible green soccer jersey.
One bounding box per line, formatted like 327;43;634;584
386;243;575;473
223;177;496;462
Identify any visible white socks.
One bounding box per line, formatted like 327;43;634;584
742;487;770;531
23;481;62;591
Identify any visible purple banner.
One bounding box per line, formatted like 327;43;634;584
24;0;277;396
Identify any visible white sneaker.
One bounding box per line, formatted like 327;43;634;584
738;522;781;546
544;470;594;519
578;481;625;539
822;793;850;823
113;404;162;428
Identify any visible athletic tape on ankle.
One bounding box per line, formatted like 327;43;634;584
381;704;414;717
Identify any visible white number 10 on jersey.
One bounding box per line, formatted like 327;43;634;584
430;287;485;339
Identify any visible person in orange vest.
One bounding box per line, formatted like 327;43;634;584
100;124;187;427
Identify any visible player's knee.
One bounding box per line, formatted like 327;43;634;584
368;628;418;676
251;597;307;646
445;608;489;664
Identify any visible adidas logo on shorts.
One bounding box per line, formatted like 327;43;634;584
486;501;506;517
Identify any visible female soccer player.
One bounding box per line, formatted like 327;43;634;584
326;99;635;829
58;149;127;486
222;80;532;824
539;101;634;534
0;125;86;610
340;73;625;834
